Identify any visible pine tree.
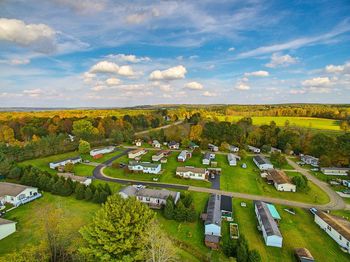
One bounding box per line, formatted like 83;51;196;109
79;194;155;261
163;197;174;219
92;189;100;203
75;184;86;200
185;204;197;222
174;201;187;222
84;187;93;201
248;250;261;262
52;178;65;195
103;183;112;195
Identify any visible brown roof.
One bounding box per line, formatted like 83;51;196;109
0;182;35;197
0;218;16;226
130;148;145;154
57;173;90;183
316;211;350;241
266;169;291;185
176;166;206;174
294;248;314;260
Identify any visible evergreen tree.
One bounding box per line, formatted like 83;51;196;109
79;194;155;261
84;187;93;201
174;201;187;222
237;236;249;262
92;189;100;203
75;184;86;200
248;250;261;262
185;204;197;222
103;183;112;195
182;192;193;208
52;178;65;195
163;197;175;219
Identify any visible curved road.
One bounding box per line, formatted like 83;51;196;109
93;150;347;211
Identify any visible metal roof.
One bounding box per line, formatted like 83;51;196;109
220;195;232;212
315;211;350;241
51;156;81;165
254;200;282;237
120;186;179;200
253;155;271;165
0;182;36;197
128;161;160;168
205;194;221;227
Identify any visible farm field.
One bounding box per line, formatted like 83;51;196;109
216;116;341;131
219;155;330;204
233;199;350;262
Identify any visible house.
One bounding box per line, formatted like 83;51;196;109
177;150;191;162
128;148;146;159
168;141;179;149
49;156;82;169
0;218;16;240
119;185;180;209
248;145;261;153
202;152;215;165
271;147;282;153
265;169;296;192
128;161;161;174
90;146;115;158
229;145;239;152
176;166;208;180
0;182;41;207
227;153;237;166
300;154;319;167
134;139;142;147
189;141;199;149
160;158;168;164
57;173;92;186
152;140;161;148
204;194;222;249
152;150;164;162
208;143;219;152
294;248;315;262
220;195;233;221
253;155;273;171
321;167;350;176
314;210;350;253
254;200;283;248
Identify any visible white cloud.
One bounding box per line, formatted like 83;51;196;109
118;65;137;77
55;0;106;13
106;54;151;63
149;65;187;81
0;58;30;65
228;47;235;52
105;78;121;86
302;77;330;87
23;88;43;97
266;53;298;68
184;81;203;90
325;62;350;74
237;19;350;58
235;82;250;90
91;85;105;91
202;91;217;97
244;70;269;77
289;89;306;94
90;61;119;74
0;18;56;53
125;8;160;25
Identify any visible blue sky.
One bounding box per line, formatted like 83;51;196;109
0;0;349;107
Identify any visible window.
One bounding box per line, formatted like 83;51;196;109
339;235;342;240
327;225;332;231
146;197;150;201
347;241;349;247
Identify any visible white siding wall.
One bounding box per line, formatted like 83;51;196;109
0;223;16;240
275;183;296;192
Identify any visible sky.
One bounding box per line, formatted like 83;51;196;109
0;0;350;107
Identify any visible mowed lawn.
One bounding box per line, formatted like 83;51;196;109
104;150;212;188
219;116;341;131
219;155;329;204
0;193;99;255
233;199;350;262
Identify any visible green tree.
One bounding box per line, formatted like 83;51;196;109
237;235;249;262
163;197;175;219
84;187;93;201
75;184;86;200
174;201;187;222
72;120;99;140
80;194;155;261
78;139;91;154
248;250;261;262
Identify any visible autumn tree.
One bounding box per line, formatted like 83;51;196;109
72;120;99;141
189;124;203;141
80;194;155;261
78;139;91;154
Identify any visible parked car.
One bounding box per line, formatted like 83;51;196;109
309;207;317;215
241;163;247;169
136;184;146;190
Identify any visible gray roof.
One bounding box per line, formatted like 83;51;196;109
0;218;16;226
227;153;237;162
220;195;232;212
253;155;271;165
205;234;220;243
321;167;350;171
51;156;81;165
203;152;211;160
178;150;188;159
0;182;36;197
205;194;221;227
57;173;91;183
176;166;206;174
254;200;282;237
120;186;179;200
128;161;160;168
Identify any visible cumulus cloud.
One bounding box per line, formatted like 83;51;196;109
235;82;250;90
302;77;330;87
23;88;43;97
184;81;203;90
0;18;56;53
228;47;235;52
106;54;151;63
125;8;160;24
105;78;121;86
90;61;119;74
55;0;106;13
202;91;217;97
149;65;187;81
325;62;350;74
244;70;269;77
266;53;298;68
118;65;138;77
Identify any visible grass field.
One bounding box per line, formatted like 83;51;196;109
220;155;330;204
217;116;341;131
233;199;350;262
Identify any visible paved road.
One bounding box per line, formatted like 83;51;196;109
92;149;348;210
134;120;184;136
286;157;346;210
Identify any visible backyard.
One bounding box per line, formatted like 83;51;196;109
233;199;350;262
